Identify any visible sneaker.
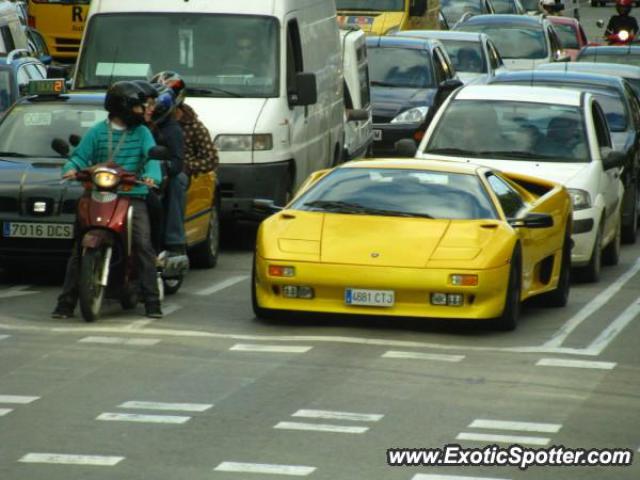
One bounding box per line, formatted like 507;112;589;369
145;302;163;319
51;302;74;319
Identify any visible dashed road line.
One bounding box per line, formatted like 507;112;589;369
229;344;312;354
536;358;617;370
96;412;191;424
0;285;38;299
382;350;465;362
456;432;550;446
78;337;161;346
274;421;369;434
468;419;561;434
585;299;640;355
0;334;9;341
0;408;12;416
0;395;39;404
214;462;316;476
118;401;213;412
195;275;249;296
19;453;124;466
292;409;383;422
412;475;511;480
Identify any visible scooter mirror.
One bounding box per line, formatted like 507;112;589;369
51;138;70;157
596;19;604;28
148;146;170;161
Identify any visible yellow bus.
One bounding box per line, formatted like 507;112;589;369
27;0;90;61
337;0;440;36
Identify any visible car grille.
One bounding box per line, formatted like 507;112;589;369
0;197;17;212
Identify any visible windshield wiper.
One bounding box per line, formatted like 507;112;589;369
303;200;433;218
371;80;401;88
425;147;480;157
479;150;560;160
186;87;244;98
0;151;29;158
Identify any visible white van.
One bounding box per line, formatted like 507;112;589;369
0;2;29;56
73;0;345;217
340;27;373;160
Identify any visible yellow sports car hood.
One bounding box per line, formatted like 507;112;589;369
258;212;514;269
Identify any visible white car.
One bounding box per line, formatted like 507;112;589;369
391;30;507;84
415;85;625;282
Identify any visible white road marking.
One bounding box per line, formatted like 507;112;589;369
0;408;12;416
536;358;616;370
382;350;465;362
97;412;190;424
230;344;312;354
195;275;249;296
0;395;39;404
544;258;640;348
456;432;550;446
292;409;383;422
19;453;124;466
78;336;161;346
0;334;9;341
118;401;213;412
0;285;38;299
585;299;640;355
274;421;369;434
214;462;316;476
468;419;561;433
413;475;511;480
116;303;181;327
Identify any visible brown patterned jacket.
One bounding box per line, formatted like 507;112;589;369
177;103;218;175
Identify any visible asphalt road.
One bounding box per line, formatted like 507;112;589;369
1;6;640;479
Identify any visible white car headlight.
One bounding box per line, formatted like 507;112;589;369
390;107;429;124
568;189;591;210
214;134;273;152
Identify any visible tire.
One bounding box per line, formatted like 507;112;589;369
603;213;621;266
120;285;138;310
78;248;107;323
495;246;522;331
251;256;277;320
542;228;571;308
622;184;638;244
189;207;220;269
163;276;184;295
577;219;603;283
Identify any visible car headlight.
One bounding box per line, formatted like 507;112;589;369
92;169;120;189
390;107;429;124
568;189;591;210
214;134;273;151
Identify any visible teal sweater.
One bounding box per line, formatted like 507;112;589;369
62;121;162;197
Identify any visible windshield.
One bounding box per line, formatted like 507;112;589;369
336;0;405;10
578;52;640;67
75;14;279;98
440;40;486;74
521;0;540;9
458;25;548;59
0;103;108;157
492;0;519;14
426;100;589;163
291;168;497;220
554;23;579;49
369;47;434;89
441;0;483;25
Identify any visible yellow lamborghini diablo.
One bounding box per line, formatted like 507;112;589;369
252;159;572;330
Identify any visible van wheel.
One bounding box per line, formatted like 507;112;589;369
577;220;602;283
495;246;521;331
189;207;220;269
603;213;621;266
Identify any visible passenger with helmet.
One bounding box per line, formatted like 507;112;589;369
606;0;639;37
539;0;564;15
52;81;163;319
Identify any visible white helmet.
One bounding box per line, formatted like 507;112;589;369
540;0;555;5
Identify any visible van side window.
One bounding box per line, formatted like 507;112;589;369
0;26;13;54
286;19;304;104
343;80;353;110
358;59;370;108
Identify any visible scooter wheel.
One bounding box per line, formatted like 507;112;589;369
163;276;183;295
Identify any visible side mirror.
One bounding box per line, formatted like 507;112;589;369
347;109;369;122
409;0;428;16
395;139;418;157
69;134;81;147
602;149;626;170
439;78;464;93
596;19;605;28
253;198;283;215
289;72;318;107
51;138;70;157
148;146;170;161
47;65;68;80
509;212;554;229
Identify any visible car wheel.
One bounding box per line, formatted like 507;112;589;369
603;213;621;266
622;184;638;244
577;219;603;283
542;227;571;308
189;206;220;269
251;255;277;320
495;245;521;331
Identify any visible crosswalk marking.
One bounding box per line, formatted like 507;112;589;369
382;350;465;362
78;336;161;346
292;409;383;422
274;421;369;434
118;401;213;412
229;344;312;354
195;275;249;296
0;408;12;416
214;462;316;476
468;419;562;433
96;412;191;424
0;395;39;404
536;358;617;370
19;453;124;466
0;334;9;341
456;432;550;446
412;475;511;480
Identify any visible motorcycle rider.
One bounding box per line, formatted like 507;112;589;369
51;81;163;319
605;0;639;38
539;0;564;15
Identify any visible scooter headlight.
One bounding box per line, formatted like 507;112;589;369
93;169;120;189
619;30;630;41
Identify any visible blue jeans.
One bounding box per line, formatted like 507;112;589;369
164;173;188;248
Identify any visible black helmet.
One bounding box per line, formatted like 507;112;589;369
151;71;186;106
150;82;176;124
104;81;147;128
131;80;159;101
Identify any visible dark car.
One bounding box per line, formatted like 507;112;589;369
490;70;640;242
0;82;108;267
366;36;462;156
0;49;47;114
577;46;640;68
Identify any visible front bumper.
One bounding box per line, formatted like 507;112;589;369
254;255;512;320
570;207;598;266
0;214;75;262
371;122;422;156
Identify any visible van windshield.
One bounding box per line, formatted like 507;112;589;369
75;13;279;98
336;0;405;11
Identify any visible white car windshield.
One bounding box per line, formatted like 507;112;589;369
441;0;483;25
440;40;487;74
426;100;589;163
458;25;548;59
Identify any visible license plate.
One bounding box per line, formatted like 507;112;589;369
2;222;73;239
345;288;395;307
373;129;382;141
